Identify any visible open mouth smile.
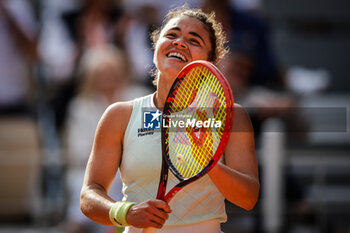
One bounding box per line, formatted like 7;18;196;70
166;52;188;62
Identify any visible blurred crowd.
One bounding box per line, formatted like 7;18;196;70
1;0;345;233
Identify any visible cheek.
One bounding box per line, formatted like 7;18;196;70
192;48;210;61
153;38;169;66
153;47;160;69
153;40;162;65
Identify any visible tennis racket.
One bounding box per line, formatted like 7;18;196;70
142;60;234;233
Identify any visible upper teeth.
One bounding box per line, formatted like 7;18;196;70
168;52;187;62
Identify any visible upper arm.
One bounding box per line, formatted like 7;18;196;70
83;101;133;193
224;104;259;180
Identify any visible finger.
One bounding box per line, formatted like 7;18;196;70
151;199;172;213
147;220;163;229
147;205;169;223
147;211;167;227
139;208;167;229
126;203;166;228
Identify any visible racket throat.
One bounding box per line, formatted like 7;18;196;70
156;159;169;199
156;174;168;199
164;186;182;203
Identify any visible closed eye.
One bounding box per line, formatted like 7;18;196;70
189;38;200;46
165;32;178;39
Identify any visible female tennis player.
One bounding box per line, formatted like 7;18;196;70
80;5;259;233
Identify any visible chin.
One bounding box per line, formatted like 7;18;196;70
164;63;183;74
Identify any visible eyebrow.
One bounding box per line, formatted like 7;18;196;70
169;27;206;44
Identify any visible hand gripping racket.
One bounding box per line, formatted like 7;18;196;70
142;60;234;233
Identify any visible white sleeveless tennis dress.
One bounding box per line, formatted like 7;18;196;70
120;93;227;233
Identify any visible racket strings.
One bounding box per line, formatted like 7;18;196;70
172;66;210;176
167;65;228;178
172;68;203;111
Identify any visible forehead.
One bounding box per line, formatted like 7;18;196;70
162;15;211;41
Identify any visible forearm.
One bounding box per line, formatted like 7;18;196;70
80;183;172;229
208;162;259;210
80;183;115;225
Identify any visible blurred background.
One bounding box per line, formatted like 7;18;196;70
0;0;349;233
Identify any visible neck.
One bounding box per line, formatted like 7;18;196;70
154;72;175;110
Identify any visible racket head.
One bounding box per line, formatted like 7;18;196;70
161;60;234;186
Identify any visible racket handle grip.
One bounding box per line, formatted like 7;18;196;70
142;227;157;233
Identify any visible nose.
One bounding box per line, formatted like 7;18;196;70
172;38;187;49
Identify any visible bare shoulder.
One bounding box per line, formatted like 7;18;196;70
233;103;254;132
97;100;134;135
106;100;134;119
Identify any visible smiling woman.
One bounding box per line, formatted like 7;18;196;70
150;6;228;87
80;5;259;233
151;6;228;62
